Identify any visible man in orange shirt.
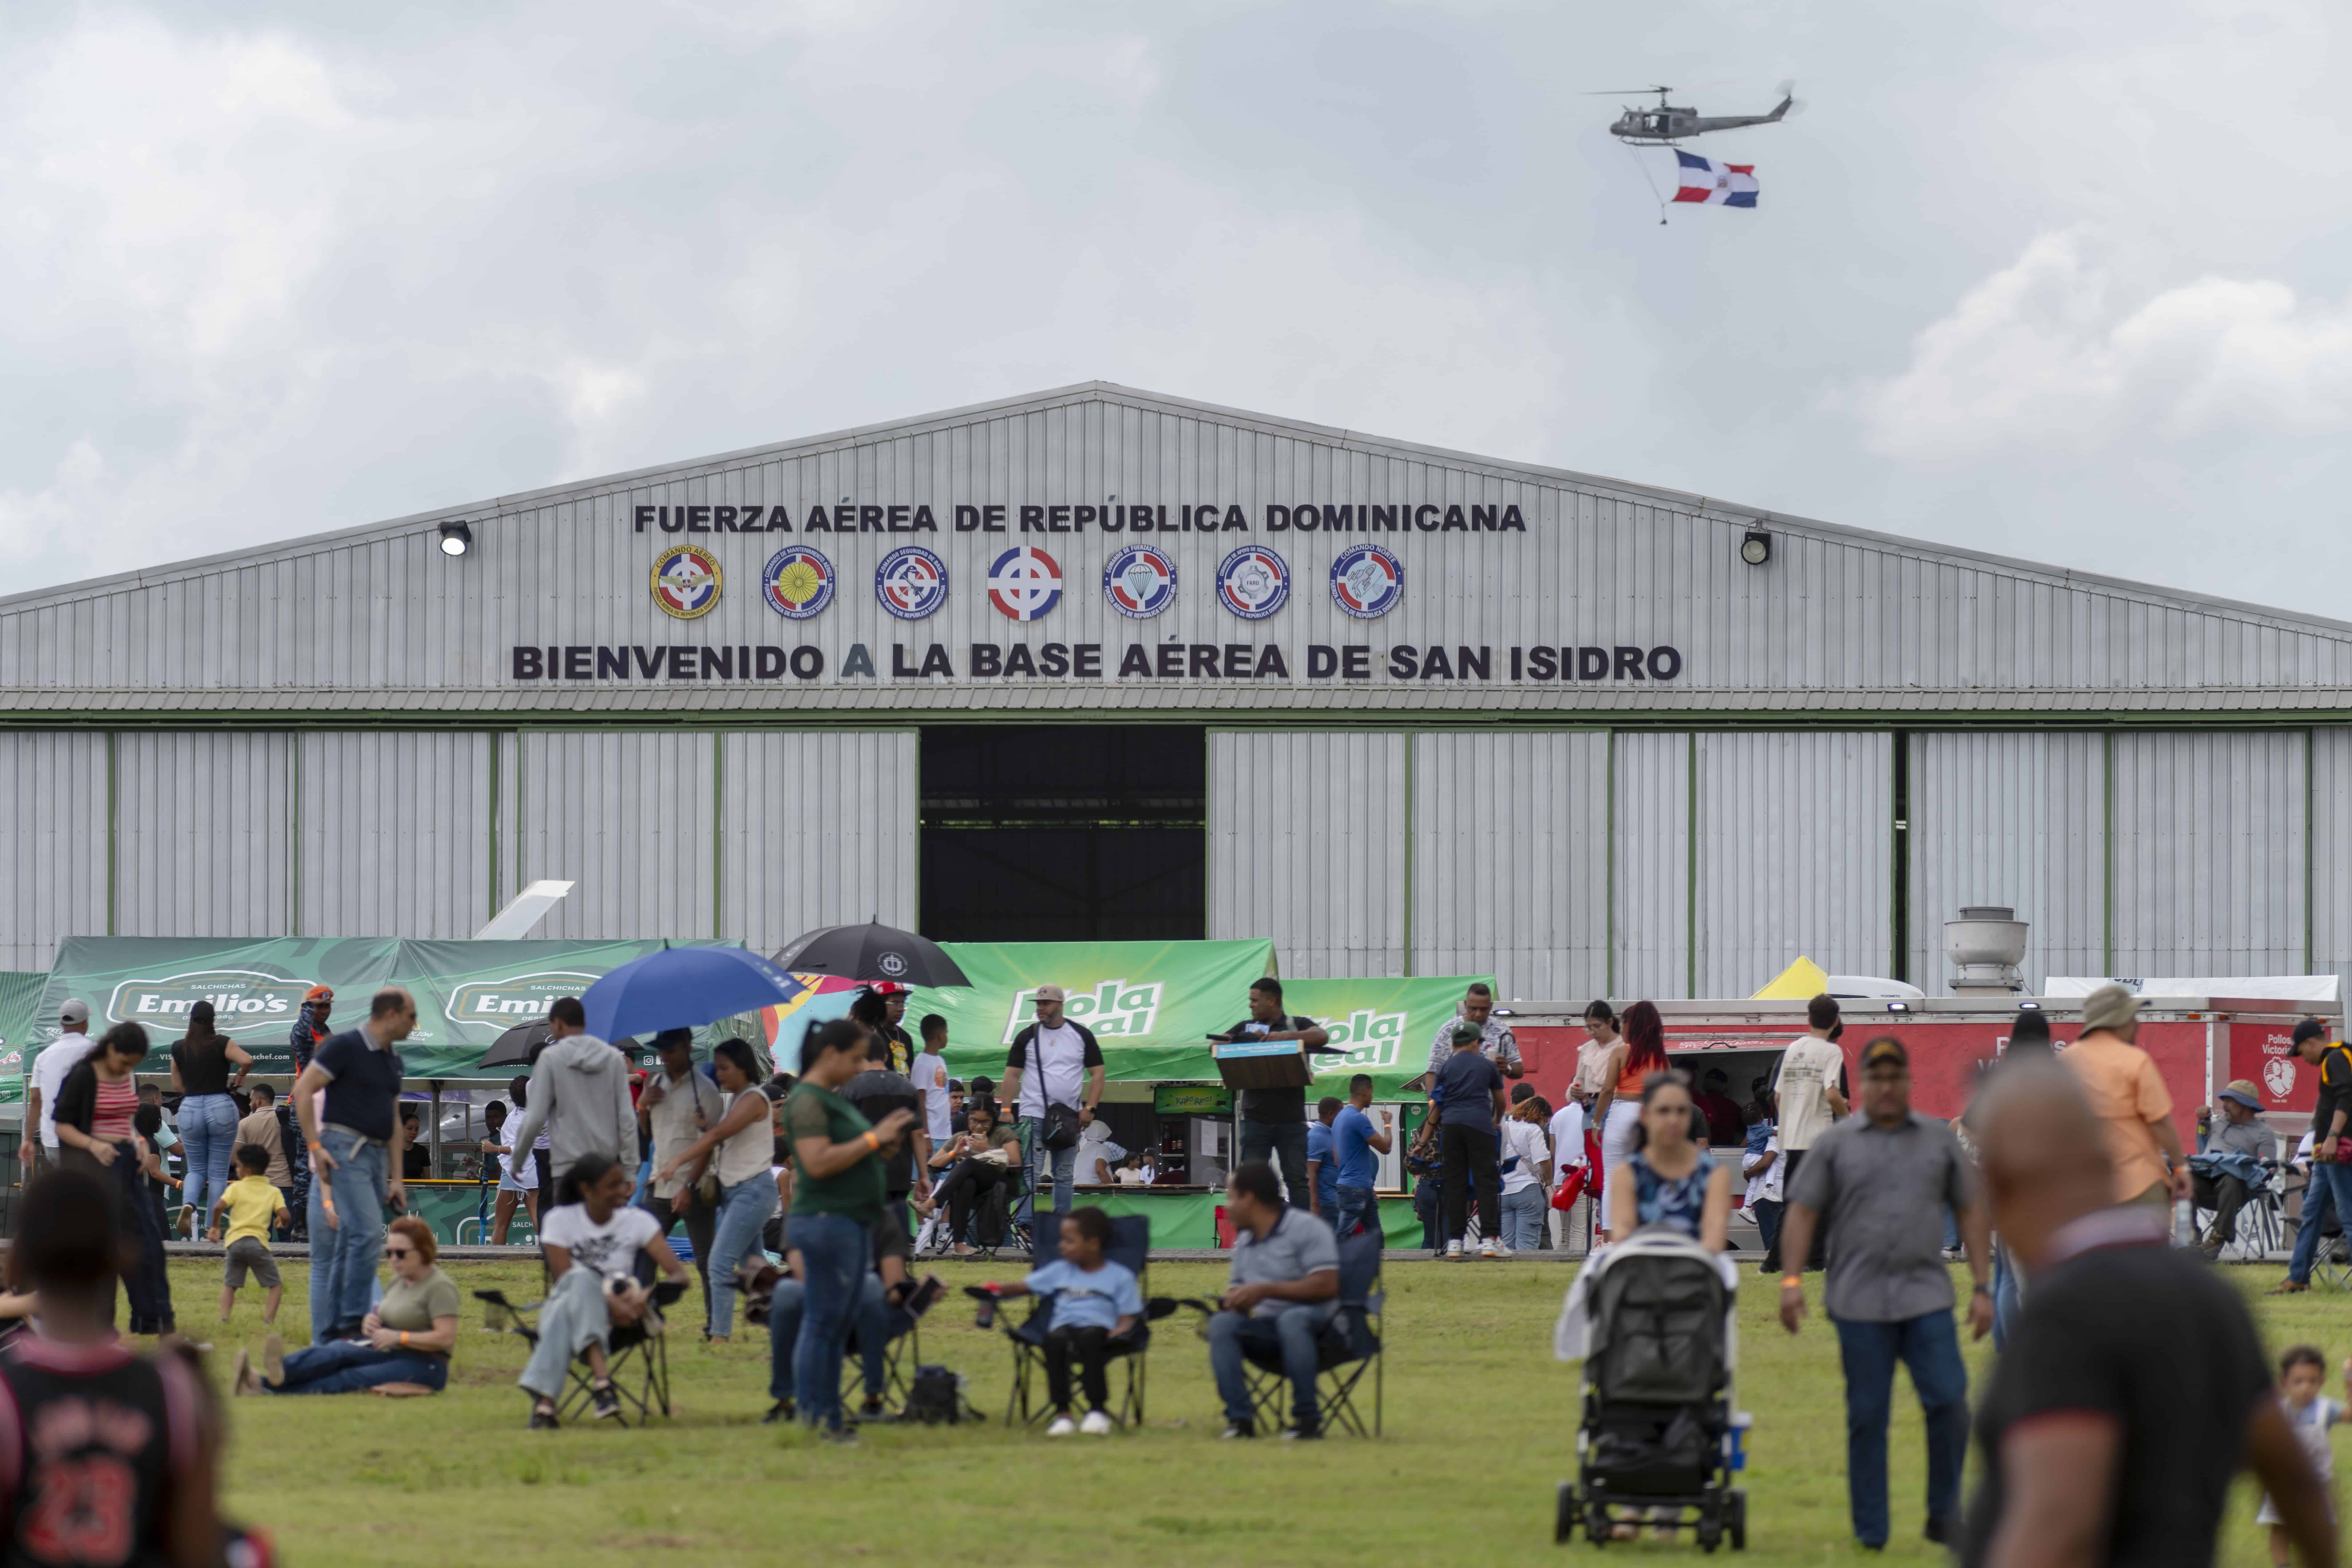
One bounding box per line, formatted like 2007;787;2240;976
2061;986;2190;1210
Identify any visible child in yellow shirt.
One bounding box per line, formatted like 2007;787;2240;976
208;1144;289;1330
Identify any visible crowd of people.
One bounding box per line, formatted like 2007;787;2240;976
7;974;2352;1566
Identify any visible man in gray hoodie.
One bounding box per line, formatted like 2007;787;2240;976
505;997;637;1206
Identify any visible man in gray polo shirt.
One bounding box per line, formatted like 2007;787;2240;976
1776;1037;1991;1553
1206;1161;1339;1440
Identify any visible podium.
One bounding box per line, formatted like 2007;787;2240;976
1210;1034;1319;1091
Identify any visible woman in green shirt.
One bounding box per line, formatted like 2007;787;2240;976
784;1019;914;1437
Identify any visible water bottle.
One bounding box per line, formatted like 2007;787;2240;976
972;1294;997;1330
1729;1411;1752;1472
2173;1196;2195;1248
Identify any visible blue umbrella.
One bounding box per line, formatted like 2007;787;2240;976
579;946;810;1044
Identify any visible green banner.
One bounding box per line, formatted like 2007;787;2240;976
908;939;1275;1085
0;972;44;1104
34;936;772;1080
1275;974;1494;1100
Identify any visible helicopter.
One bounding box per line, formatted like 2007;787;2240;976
1593;81;1799;144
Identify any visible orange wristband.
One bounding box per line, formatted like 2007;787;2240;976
1780;1274;1803;1289
862;1131;880;1153
399;1331;409;1349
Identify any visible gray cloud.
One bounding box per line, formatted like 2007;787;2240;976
2;1;2346;612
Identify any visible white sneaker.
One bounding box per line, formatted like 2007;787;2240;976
1444;1240;1464;1260
1480;1237;1501;1258
1046;1415;1078;1437
1490;1240;1513;1258
1079;1409;1114;1436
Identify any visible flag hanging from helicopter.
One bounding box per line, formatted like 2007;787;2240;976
1671;150;1758;207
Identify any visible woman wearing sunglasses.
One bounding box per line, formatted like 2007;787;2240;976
233;1215;458;1395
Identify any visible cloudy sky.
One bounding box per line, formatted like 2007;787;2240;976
4;0;2347;615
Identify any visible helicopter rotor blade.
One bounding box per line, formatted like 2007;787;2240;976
1783;97;1807;119
1774;77;1796;99
1577;86;1671;96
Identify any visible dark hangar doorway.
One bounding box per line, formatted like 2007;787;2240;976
920;726;1205;943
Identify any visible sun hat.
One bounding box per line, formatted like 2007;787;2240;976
2218;1080;2264;1111
2078;984;2139;1034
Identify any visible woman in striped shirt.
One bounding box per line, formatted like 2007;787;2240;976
54;1023;178;1336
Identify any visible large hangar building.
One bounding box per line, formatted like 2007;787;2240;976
4;382;2348;1001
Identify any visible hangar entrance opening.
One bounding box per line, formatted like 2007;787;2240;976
920;727;1204;943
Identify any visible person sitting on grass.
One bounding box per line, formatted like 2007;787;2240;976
237;1215;460;1397
519;1151;687;1428
979;1206;1141;1436
208;1143;288;1335
1207;1160;1339;1440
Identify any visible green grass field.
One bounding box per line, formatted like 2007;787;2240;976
170;1255;2338;1566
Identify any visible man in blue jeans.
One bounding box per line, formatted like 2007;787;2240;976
1002;986;1103;1233
1206;1162;1339;1439
1329;1075;1392;1240
1776;1037;1992;1550
292;986;417;1345
2274;1019;2352;1294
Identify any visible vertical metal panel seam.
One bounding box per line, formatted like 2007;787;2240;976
290;736;303;936
1401;734;1416;978
1891;729;1909;980
105;731;117;937
1685;731;1698;999
487;730;501;924
711;731;724;940
2307;726;2316;974
2102;730;2115;971
1605;729;1617;998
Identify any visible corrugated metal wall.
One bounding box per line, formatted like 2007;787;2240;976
1207;731;1406;976
1412;731;1608;1000
2111;732;2305;976
1612;732;1690;999
2310;728;2352;994
1907;732;2106;992
513;732;716;941
0;733;109;971
116;732;293;938
299;732;493;939
8;387;2351;711
720;730;918;955
1694;732;1892;997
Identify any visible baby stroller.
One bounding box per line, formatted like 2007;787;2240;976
1555;1229;1746;1551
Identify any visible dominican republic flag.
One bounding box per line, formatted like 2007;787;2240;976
1672;150;1758;207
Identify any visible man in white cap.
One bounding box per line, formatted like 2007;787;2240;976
1002;985;1103;1233
20;1000;92;1176
2060;984;2189;1212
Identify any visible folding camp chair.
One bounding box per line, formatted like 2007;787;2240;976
841;1289;931;1414
997;1214;1172;1427
2285;1166;2352;1288
1238;1225;1384;1438
475;1250;685;1426
2191;1159;2284;1262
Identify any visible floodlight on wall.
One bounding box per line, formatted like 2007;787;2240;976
1886;1001;1912;1013
1739;529;1772;566
438;521;473;557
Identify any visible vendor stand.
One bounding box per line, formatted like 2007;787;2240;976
910;946;1482;1248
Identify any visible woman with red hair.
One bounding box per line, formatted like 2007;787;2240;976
1588;1001;1671;1243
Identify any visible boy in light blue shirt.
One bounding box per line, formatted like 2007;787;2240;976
990;1206;1141;1435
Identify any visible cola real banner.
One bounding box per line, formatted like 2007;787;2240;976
903;940;1486;1098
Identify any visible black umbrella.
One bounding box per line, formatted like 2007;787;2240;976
477;1021;644;1071
771;922;971;988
